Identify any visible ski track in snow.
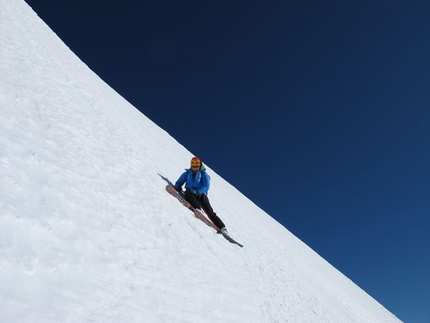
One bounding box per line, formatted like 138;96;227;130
0;1;401;322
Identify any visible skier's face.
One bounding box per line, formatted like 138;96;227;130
191;166;199;173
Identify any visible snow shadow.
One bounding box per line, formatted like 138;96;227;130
158;173;174;187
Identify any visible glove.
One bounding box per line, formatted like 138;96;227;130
190;189;199;196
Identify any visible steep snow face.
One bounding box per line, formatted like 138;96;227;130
0;1;401;322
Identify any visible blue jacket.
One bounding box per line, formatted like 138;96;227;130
175;167;210;195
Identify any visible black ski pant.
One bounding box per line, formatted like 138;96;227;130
184;190;226;230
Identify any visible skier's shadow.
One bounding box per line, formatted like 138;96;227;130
158;173;174;187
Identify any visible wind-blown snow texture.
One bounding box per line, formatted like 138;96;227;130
0;1;401;322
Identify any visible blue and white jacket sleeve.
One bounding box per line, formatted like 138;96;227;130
174;171;188;188
197;172;210;195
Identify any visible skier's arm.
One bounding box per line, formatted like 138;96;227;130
174;172;187;189
197;172;210;195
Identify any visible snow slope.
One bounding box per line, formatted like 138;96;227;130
0;1;401;322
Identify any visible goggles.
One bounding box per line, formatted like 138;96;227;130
191;161;201;167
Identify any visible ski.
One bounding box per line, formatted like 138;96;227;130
166;184;218;231
165;184;243;247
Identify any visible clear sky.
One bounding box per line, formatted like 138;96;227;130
24;1;429;322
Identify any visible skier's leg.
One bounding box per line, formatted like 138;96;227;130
184;189;201;209
198;194;226;229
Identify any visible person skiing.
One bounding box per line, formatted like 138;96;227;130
174;157;228;234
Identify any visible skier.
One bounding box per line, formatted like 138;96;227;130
174;157;228;234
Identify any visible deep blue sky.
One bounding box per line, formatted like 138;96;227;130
25;1;429;322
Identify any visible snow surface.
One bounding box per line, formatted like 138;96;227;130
0;1;402;322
